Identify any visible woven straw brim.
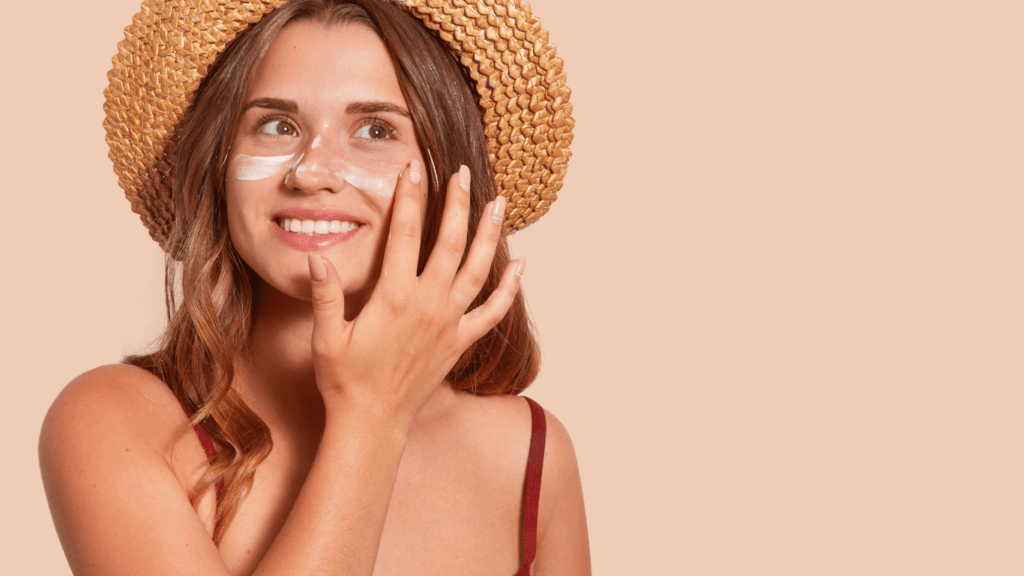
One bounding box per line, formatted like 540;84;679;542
103;0;574;250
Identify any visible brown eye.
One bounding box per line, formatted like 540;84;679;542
354;124;391;140
259;120;298;137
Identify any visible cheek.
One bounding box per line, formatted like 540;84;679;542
223;177;268;250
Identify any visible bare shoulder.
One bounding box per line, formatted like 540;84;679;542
446;391;590;571
40;363;187;456
442;391;559;458
44;363;178;414
39;363;203;496
38;363;212;513
443;391;581;488
446;390;534;435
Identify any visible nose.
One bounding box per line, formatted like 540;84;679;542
284;137;344;194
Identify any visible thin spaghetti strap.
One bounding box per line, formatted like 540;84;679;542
192;423;217;460
181;405;224;502
190;423;224;501
516;396;547;575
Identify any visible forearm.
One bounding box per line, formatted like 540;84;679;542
253;409;409;576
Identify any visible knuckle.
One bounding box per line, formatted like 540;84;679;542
396;221;420;239
465;268;489;289
311;338;333;359
473;307;501;330
311;332;340;360
385;287;411;311
311;290;339;312
481;307;504;329
442;234;465;257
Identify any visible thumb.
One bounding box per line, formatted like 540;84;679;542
309;254;347;353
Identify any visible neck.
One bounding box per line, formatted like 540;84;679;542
237;280;325;446
235;278;457;446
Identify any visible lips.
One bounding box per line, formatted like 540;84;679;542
271;207;364;251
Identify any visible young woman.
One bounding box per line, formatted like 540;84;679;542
38;0;589;574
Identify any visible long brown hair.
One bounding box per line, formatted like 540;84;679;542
126;0;540;542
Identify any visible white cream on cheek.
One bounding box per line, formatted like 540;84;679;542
335;159;401;197
232;154;295;181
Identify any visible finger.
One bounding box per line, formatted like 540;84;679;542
449;194;506;310
382;158;425;282
457;256;524;347
422;165;471;286
309;254;347;359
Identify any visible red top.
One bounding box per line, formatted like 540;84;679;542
192;396;547;574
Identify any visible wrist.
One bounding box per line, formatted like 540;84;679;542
322;395;414;442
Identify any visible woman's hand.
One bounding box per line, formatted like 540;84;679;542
307;159;524;428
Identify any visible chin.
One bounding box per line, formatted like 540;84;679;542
250;258;378;306
233;227;384;305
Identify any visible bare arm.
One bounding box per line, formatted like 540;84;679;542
40;161;522;576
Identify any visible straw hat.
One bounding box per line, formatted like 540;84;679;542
103;0;574;251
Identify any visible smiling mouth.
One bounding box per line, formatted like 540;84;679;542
276;217;362;236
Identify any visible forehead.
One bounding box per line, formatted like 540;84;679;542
247;21;404;110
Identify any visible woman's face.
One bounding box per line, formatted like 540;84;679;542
226;21;426;306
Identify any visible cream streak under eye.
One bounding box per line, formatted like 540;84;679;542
233;154;295;181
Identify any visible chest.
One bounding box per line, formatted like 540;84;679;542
209;436;529;576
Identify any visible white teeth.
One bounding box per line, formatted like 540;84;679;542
278;218;360;236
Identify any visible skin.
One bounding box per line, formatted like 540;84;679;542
39;21;591;576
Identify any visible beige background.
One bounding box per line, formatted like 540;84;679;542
3;0;1022;574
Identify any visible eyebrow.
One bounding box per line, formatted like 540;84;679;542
346;100;411;119
241;98;411;120
242;98;298;113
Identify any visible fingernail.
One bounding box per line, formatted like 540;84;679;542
490;195;507;225
308;254;327;282
458;165;471;193
515;256;526;278
409;159;421;184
